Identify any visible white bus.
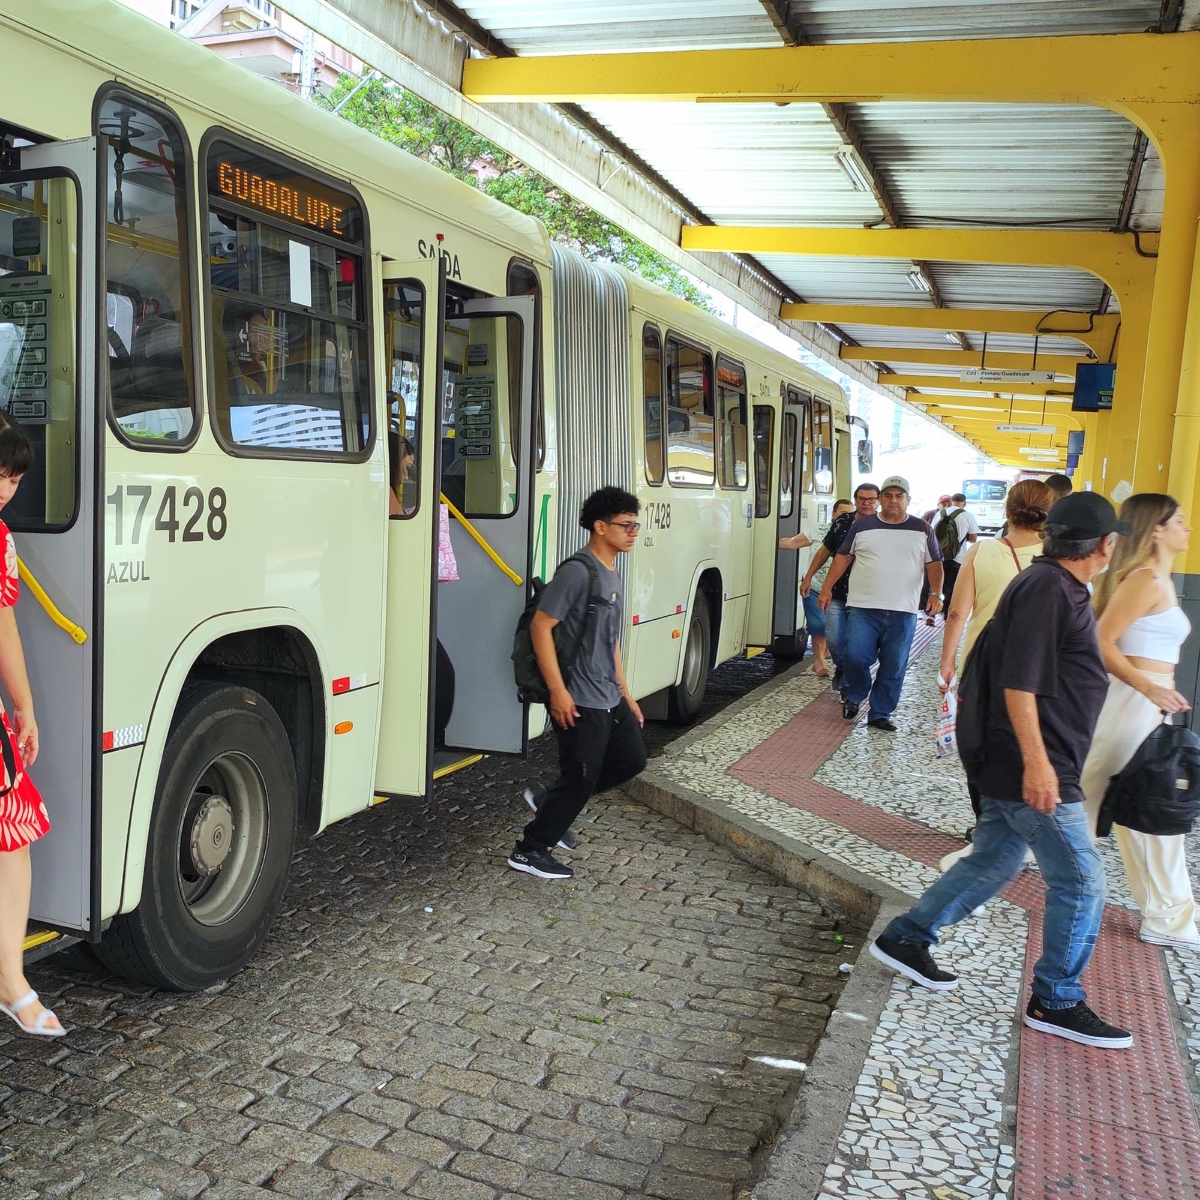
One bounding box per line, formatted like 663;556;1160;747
962;477;1008;533
1;0;858;988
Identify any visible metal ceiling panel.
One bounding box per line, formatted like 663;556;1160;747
929;263;1109;312
782;1;1164;43
455;0;783;55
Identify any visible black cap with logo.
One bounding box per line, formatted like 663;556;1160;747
1044;491;1132;540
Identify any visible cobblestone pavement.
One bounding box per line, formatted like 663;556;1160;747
2;656;863;1200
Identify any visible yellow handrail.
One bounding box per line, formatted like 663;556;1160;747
439;494;523;587
17;559;88;645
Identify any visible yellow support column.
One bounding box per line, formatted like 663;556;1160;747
1100;289;1153;500
1131;112;1200;493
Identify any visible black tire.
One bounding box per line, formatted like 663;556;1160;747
96;683;297;991
667;592;712;725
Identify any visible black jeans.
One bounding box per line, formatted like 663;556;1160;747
521;699;648;852
942;559;961;615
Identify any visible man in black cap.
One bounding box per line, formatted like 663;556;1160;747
870;491;1136;1050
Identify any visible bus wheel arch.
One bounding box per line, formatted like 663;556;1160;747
96;682;298;990
667;569;721;725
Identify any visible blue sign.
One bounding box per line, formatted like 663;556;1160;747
1072;363;1115;412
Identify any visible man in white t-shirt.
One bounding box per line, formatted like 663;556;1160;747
931;492;979;614
819;476;944;731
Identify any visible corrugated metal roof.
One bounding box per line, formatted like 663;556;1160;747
783;0;1164;43
455;0;782;55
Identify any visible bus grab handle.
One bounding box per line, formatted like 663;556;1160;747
439;495;523;587
17;559;88;645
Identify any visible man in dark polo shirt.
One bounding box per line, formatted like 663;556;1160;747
869;492;1135;1050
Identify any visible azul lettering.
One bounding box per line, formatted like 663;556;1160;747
106;560;150;584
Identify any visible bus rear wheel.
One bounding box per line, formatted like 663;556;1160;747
667;593;711;725
97;684;297;991
772;621;808;660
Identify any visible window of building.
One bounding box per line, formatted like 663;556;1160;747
813;398;834;494
643;324;663;485
665;335;713;487
205;138;371;458
780;411;797;519
716;355;747;489
752;406;773;518
98;93;197;447
384;280;422;518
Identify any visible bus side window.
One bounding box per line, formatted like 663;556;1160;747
385;281;423;517
813;399;834;494
780;411;797;518
507;261;543;472
98;91;197;446
716;356;747;490
643;324;663;485
666;335;714;487
753;406;773;517
205;140;370;459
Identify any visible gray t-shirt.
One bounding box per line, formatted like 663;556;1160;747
537;547;623;709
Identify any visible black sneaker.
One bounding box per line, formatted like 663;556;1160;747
522;785;577;851
842;699;860;720
1023;998;1132;1048
867;717;898;733
507;845;574;880
869;936;959;992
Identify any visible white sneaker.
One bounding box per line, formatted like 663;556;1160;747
939;844;973;873
1139;929;1200;951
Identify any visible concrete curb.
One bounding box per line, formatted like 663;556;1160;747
624;659;913;1200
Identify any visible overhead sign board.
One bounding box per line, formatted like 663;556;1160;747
960;368;1056;384
1019;447;1061;457
1072;362;1115;412
995;424;1056;434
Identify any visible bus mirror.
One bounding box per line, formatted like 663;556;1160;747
856;438;873;473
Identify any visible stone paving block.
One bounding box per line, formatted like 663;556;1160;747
561;1147;652;1189
116;1153;210;1199
71;1177;165;1200
242;1092;323;1130
178;1106;256;1146
408;1166;499;1200
241;1120;332;1163
126;1121;219;1167
378;1126;456;1167
407;1108;495;1151
325;1144;423;1190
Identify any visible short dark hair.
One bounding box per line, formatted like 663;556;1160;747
580;486;640;533
834;497;853;509
1041;531;1104;561
853;482;879;499
0;421;33;478
1044;473;1073;501
951;493;966;504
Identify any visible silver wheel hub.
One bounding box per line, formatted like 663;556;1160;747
189;794;234;877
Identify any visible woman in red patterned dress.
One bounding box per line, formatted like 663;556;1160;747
0;423;62;1037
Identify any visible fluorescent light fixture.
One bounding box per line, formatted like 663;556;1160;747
835;151;872;193
944;332;962;345
906;270;933;294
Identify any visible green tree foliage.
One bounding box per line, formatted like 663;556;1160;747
316;76;713;310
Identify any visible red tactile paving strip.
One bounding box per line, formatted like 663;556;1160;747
720;626;1200;1200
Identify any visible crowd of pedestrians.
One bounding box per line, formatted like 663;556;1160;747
826;468;1200;1054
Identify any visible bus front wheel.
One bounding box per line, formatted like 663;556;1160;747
97;683;297;991
667;593;711;725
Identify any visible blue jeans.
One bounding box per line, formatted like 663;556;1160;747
842;607;917;720
824;599;846;668
883;795;1105;1008
802;591;826;640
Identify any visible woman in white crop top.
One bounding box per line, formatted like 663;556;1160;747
1081;494;1196;949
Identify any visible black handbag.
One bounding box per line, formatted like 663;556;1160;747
1098;719;1200;837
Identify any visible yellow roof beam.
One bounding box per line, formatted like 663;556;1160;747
846;347;1084;374
922;407;1083;431
461;33;1200;123
679;227;1156;299
881;374;1074;398
780;305;1119;357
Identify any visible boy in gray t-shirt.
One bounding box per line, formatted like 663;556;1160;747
509;487;648;881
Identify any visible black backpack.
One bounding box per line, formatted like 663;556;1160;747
955;618;996;786
512;552;604;705
935;509;964;562
1097;721;1200;837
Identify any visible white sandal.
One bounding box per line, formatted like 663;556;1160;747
0;990;66;1038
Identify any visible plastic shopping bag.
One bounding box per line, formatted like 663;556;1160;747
935;684;958;759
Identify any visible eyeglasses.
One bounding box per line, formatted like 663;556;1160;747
608;521;641;533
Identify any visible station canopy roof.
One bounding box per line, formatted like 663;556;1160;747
286;0;1200;468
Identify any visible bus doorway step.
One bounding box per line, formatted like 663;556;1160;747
433;751;484;781
23;926;80;966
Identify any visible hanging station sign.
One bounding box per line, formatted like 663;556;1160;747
959;368;1056;384
995;423;1056;434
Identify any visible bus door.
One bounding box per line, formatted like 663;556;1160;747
376;260;445;797
772;392;808;652
437;294;535;757
0;139;100;932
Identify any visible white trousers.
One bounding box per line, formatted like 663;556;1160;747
1081;672;1199;940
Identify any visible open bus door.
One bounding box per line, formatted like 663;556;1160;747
771;391;808;657
375;272;535;796
0;139;101;938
